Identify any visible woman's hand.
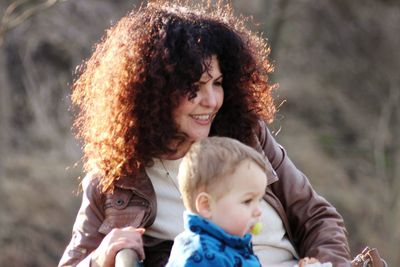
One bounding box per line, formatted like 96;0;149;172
297;257;319;267
296;257;332;267
90;227;145;267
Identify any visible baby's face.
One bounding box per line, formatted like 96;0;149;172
209;159;267;237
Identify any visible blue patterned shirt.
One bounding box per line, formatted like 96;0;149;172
166;212;261;267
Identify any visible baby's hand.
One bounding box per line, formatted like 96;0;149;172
295;257;332;267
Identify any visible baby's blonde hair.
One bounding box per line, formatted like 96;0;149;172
178;136;268;212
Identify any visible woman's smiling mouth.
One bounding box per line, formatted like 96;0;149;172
190;114;215;124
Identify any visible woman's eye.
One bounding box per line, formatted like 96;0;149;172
214;81;223;86
187;91;197;100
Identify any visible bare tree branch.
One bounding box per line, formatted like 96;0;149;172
0;0;68;47
268;0;289;62
373;77;400;207
0;48;9;176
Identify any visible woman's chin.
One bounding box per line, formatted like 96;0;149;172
187;131;211;142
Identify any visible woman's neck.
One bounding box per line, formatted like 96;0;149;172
162;139;193;160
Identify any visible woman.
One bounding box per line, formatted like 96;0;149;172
59;1;351;267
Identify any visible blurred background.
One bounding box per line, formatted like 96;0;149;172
0;0;399;266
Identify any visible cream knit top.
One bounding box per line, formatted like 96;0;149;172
145;158;299;266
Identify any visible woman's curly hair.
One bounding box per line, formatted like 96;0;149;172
72;0;276;192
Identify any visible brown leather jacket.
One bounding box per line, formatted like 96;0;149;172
59;121;352;267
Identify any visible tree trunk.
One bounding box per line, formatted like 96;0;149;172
0;47;9;176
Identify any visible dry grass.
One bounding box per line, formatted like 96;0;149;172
0;150;82;267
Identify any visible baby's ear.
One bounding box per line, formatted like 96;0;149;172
195;192;212;219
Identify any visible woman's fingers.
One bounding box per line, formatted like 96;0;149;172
91;227;146;267
298;257;321;267
135;227;146;235
117;227;145;260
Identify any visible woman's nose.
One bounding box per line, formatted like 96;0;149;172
200;84;218;108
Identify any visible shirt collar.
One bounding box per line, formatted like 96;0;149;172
184;211;252;249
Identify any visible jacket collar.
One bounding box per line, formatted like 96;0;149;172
184;212;253;249
114;167;149;190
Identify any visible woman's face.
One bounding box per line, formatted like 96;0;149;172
173;55;224;144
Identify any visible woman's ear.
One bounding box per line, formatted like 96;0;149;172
195;192;213;219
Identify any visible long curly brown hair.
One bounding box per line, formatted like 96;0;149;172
72;1;276;192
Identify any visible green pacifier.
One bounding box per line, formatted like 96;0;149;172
251;222;263;235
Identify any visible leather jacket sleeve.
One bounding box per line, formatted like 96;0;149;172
58;173;105;267
256;120;352;267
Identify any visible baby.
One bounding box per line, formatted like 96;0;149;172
166;136;331;267
167;136;268;266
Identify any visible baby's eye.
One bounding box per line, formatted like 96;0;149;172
243;199;252;205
